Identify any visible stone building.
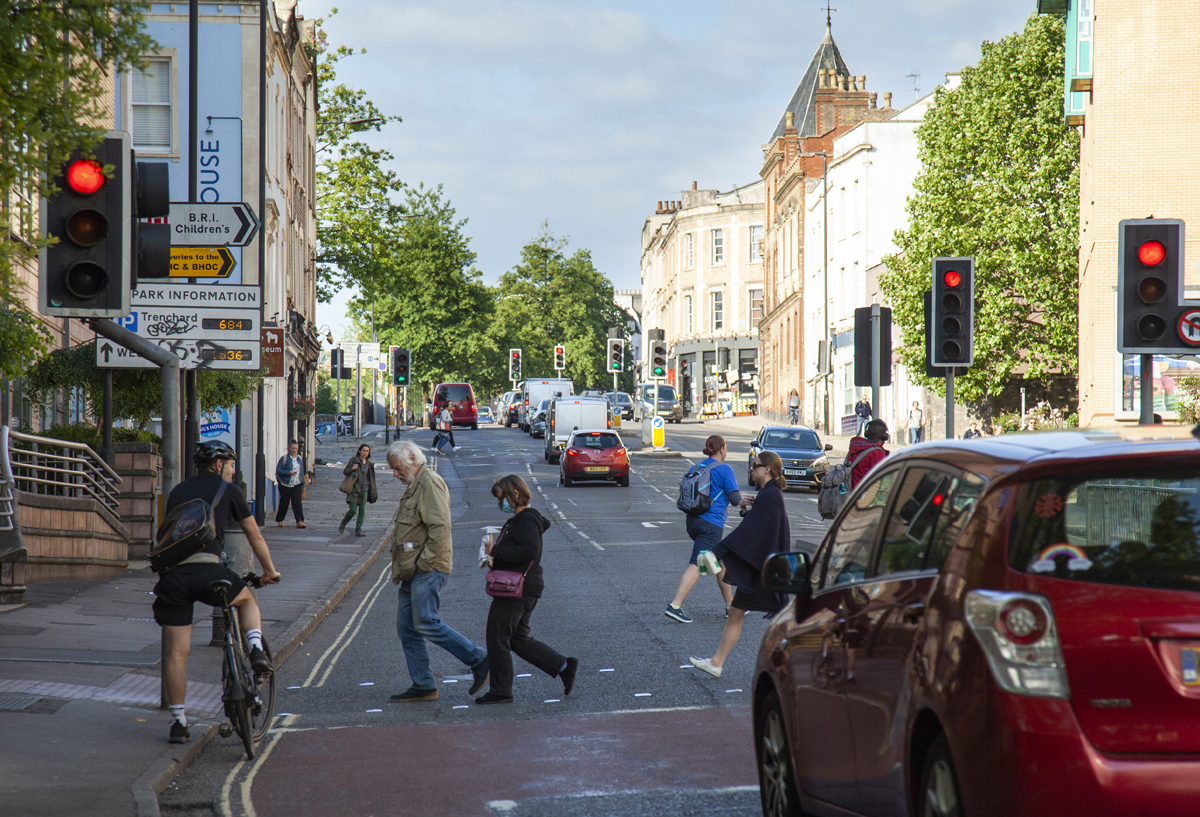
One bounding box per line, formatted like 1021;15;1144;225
756;20;895;427
640;182;766;416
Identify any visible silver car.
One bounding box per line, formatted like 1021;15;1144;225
633;383;682;423
529;399;550;438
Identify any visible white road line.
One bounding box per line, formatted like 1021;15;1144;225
228;713;300;817
567;498;577;505
567;522;578;529
525;463;533;474
300;565;391;689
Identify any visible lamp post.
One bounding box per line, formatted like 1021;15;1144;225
800;150;829;434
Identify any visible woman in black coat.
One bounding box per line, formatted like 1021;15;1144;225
476;474;578;704
689;450;790;678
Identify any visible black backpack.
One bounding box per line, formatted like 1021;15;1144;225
149;480;228;573
677;460;720;516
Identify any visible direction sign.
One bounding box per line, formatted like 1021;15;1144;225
114;306;258;340
132;282;260;309
1178;310;1200;347
336;341;383;369
262;327;286;378
169;247;236;278
169;202;260;247
96;338;259;370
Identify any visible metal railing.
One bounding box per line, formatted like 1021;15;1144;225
1077;482;1190;545
6;428;123;516
0;426;18;532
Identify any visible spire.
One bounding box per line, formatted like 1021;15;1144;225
825;1;836;34
767;16;851;142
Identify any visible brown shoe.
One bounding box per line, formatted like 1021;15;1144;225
277;521;285;527
296;521;306;528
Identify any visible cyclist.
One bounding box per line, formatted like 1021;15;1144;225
152;441;281;745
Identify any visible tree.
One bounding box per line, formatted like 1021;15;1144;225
0;3;156;375
879;14;1079;403
356;184;497;395
308;12;406;304
490;226;628;392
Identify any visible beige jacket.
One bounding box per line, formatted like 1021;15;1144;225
389;465;453;582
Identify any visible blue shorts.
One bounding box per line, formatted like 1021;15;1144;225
685;516;724;566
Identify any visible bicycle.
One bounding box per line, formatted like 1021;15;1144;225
210;572;277;759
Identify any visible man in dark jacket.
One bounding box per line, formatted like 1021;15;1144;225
854;396;873;436
847;419;889;488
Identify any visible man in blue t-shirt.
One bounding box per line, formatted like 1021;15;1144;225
666;435;741;623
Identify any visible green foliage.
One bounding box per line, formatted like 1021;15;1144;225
489;225;629;393
0;3;155;368
1175;376;1200;424
11;423;160;457
358;184;497;394
879;14;1079;402
311;11;406;303
315;381;337;414
25;342;262;427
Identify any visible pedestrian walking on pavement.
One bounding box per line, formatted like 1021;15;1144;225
154;441;281;744
688;451;789;679
339;443;375;537
906;401;924;445
476;474;578;704
385;440;489;702
855;395;873;436
275;439;306;528
787;389;801;425
665;435;737;624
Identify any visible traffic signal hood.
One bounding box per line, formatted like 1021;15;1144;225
1117;219;1191;353
930;257;974;368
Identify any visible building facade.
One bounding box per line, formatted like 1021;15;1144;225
1043;0;1200;426
641;182;766;416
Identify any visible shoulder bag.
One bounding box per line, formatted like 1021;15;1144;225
485;562;533;598
149;480;229;573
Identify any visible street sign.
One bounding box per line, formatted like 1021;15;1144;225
262;327;286;378
336;341;382;369
169;202;260;247
168;247;236;278
132;282;261;309
96;338;259;370
1178;310;1200;347
112;305;257;340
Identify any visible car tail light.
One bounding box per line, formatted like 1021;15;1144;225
615;447;626;456
567;449;578;457
965;590;1069;699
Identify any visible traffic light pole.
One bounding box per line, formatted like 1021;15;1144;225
945;369;955;440
870;304;881;422
1140;354;1155;425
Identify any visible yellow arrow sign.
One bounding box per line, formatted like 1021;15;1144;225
169;247;236;278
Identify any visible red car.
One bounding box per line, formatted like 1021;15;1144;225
429;382;478;430
559;430;629;487
753;430;1200;817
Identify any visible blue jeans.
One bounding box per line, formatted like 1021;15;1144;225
397;569;486;690
909;427;921;445
856;417;869;436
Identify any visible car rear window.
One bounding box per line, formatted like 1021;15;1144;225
573;433;621;449
1011;475;1200;592
763;430;820;449
438;385;471;404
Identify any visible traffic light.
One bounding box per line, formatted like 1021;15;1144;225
607;338;623;372
509;348;522;380
39;132;131;317
1118;219;1189;353
331;348;343;377
132;160;171;282
392;347;411;386
931;257;974;368
554;344;565;370
651;339;667;378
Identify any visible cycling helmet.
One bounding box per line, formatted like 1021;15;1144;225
194;440;236;469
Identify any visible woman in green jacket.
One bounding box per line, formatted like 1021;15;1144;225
339;443;375;536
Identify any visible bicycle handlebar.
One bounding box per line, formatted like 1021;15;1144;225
243;572;280;588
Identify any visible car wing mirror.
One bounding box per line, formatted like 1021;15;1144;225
825;443;833;451
762;551;811;602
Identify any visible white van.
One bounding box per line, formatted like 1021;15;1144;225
519;378;574;432
544;396;612;463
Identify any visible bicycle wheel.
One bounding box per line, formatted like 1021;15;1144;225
223;635;256;760
232;694;255;759
250;637;277;742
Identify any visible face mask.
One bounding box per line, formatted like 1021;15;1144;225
500;498;514;514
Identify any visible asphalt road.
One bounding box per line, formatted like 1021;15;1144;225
159;420;832;817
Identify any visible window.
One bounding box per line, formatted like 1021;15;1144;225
749;289;763;329
712;229;724;264
822;470;896;588
130;56;174;153
684;295;693;334
685;233;695;269
712;291;724;331
876;468;958;575
750;225;763;262
572;432;621;449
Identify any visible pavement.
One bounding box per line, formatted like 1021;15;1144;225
0;432;418;817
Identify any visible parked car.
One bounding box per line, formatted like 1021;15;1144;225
429;382;478;430
559;429;629;487
519;378;574;431
603;391;634;420
633;383;682;423
545;396;612;464
748;425;832;490
502;389;522;428
476;406;494;424
529;399;550;438
752;430;1200;817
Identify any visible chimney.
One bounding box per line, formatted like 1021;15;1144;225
869;92;878;109
883;92;892;108
785;111;795;131
657;201;663;211
857;75;866;92
692;181;698;190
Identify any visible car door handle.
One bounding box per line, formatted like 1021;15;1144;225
902;603;925;623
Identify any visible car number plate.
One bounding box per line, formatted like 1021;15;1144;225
1183;648;1199;685
585;466;608;472
784;469;804;476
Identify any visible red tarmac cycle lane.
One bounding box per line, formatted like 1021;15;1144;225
253;707;757;815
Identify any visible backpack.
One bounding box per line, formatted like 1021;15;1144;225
149;480;229;573
816;446;881;521
677;460;721;516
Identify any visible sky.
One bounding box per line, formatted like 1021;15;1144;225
310;0;1036;341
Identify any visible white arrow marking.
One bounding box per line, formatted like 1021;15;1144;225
642;522;657;528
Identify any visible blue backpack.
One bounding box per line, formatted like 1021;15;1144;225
677;461;721;516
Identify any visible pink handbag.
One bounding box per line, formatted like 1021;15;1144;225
485;562;532;598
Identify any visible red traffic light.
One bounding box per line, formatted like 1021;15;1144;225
1138;240;1166;267
943;269;962;288
67;159;105;195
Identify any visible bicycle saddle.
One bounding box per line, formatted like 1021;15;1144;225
208;578;234;597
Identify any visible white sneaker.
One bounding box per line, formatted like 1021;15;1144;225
454;446;462;451
698;550;721;577
689;656;722;677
